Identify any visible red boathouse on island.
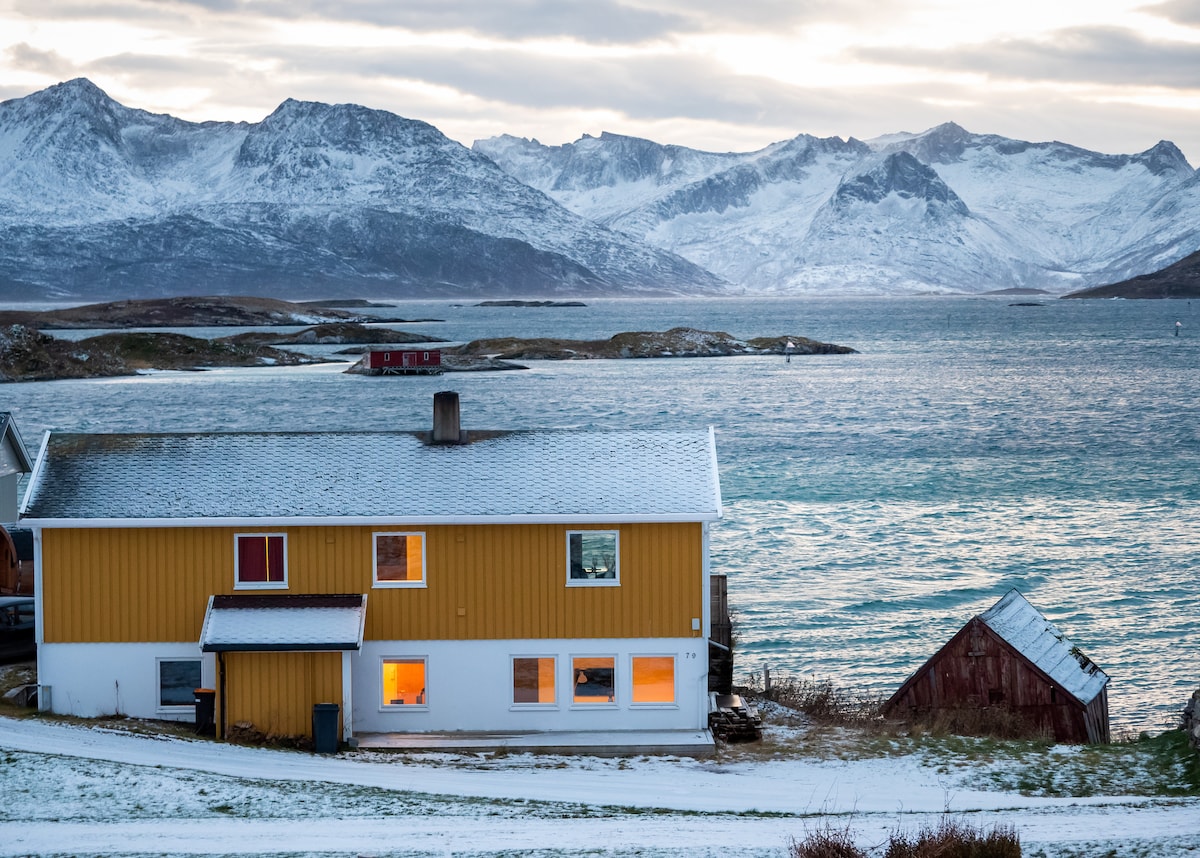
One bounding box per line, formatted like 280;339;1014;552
365;349;442;375
883;589;1111;744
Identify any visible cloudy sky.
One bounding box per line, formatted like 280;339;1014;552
3;0;1200;163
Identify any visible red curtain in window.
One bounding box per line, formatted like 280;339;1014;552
238;536;283;583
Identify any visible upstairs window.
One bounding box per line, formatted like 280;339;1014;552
373;532;426;587
235;534;287;589
567;530;619;586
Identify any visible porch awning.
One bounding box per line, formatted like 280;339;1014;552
199;594;367;653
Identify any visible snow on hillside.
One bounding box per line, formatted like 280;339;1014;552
2;714;1200;856
0;80;729;301
476;124;1200;295
4;78;1199;299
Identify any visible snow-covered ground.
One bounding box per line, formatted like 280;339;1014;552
2;714;1199;857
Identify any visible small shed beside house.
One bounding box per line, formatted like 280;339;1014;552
883;589;1110;743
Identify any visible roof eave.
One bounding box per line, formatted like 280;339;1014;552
201;642;361;653
21;511;722;529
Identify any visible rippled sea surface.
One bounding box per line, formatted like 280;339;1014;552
7;296;1198;732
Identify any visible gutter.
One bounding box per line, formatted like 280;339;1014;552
22;512;722;529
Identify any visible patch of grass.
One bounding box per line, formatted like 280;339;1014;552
0;661;37;712
901;705;1051;742
969;729;1200;798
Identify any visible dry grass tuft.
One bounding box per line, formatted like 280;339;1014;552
745;674;885;727
885;816;1021;857
901;706;1051;742
789;816;1021;858
789;822;868;858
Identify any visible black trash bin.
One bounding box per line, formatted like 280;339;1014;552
312;702;340;754
193;688;216;737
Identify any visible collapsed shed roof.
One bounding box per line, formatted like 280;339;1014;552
978;589;1109;705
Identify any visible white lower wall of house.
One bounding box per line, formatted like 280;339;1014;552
36;637;710;735
352;637;708;734
37;642;216;721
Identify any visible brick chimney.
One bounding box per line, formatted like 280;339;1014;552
432;391;463;444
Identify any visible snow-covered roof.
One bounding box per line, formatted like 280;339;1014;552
199;594;367;652
20;428;722;524
979;589;1109;705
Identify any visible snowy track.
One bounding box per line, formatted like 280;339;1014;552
3;716;1200;856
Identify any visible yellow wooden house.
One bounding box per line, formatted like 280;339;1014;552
20;393;723;749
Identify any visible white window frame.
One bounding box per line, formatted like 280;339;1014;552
509;654;559;709
372;531;427;588
629;653;679;709
569;654;618;708
233;532;288;590
565;530;620;587
155;657;203;713
380;656;429;711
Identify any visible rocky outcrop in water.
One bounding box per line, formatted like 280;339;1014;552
0;325;316;382
0;296;423;330
450;327;856;359
222;323;434;348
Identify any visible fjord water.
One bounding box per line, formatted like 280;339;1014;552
8;296;1198;732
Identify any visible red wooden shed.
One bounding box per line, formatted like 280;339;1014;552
883;589;1110;743
365;349;442;375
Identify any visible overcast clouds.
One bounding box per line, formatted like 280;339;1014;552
3;0;1200;164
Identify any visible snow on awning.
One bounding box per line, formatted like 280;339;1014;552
199;594;367;653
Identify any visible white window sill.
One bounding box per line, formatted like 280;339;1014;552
372;581;427;589
234;581;288;590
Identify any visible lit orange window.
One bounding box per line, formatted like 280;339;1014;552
632;656;675;704
572;656;615;704
382;659;426;707
513;657;556;704
374;533;425;586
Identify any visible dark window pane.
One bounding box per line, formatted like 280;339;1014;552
159;660;202;707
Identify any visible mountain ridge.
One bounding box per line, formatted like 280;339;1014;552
476;121;1200;295
0;79;728;301
3;79;1199;299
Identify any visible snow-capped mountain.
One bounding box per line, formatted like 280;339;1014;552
475;124;1200;294
4;79;1197;300
0;79;729;300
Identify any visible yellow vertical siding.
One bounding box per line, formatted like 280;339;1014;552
223;651;342;739
40;521;703;642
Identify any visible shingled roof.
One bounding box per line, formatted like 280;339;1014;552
20;428;722;524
